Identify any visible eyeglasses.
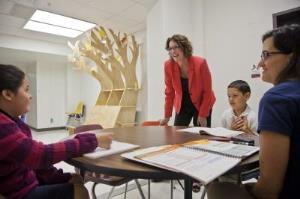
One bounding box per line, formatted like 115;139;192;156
167;45;180;51
260;50;285;61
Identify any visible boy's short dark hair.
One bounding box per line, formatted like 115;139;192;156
228;80;251;94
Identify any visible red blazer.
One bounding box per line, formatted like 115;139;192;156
164;56;216;118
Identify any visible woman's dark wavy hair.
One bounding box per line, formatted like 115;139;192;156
0;64;25;93
262;24;300;84
165;34;193;57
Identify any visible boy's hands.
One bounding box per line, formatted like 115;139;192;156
231;116;253;134
230;116;245;131
96;133;113;149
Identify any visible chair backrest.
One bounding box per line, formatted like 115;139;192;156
74;124;103;134
141;121;160;126
74;101;85;115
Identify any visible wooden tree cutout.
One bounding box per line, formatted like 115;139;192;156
68;26;140;128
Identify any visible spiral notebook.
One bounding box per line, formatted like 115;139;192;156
122;140;259;184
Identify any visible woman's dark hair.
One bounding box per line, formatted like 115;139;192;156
0;64;25;93
262;24;300;84
228;80;251;94
165;34;193;57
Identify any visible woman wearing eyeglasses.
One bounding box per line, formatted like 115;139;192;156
208;24;300;199
159;34;215;127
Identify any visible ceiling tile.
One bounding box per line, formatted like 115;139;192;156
10;3;35;19
119;3;147;22
125;21;146;33
0;14;26;28
37;0;112;24
131;0;158;10
85;0;135;15
0;0;15;14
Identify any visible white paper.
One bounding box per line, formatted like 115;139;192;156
84;141;139;159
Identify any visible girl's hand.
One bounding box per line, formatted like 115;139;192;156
96;133;113;149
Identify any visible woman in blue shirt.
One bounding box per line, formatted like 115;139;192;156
208;24;300;199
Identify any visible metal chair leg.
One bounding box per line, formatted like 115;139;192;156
170;180;174;199
106;186;115;199
148;179;151;199
134;179;146;199
200;186;207;199
92;182;98;199
177;180;184;190
123;182;128;199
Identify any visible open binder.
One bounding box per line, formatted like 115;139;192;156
177;127;243;138
122;140;259;184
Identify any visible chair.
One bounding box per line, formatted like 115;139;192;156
141;121;161;126
66;102;85;134
141;121;184;199
74;124;146;199
240;167;260;182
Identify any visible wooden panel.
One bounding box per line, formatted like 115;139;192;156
84;105;121;128
69;26;140;129
116;107;136;124
119;89;138;106
96;91;110;105
107;90;123;105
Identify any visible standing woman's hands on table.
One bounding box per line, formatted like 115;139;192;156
96;133;113;149
160;118;170;125
197;116;207;127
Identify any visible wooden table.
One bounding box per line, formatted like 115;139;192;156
66;126;259;199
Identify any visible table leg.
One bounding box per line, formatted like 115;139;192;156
184;178;192;199
79;169;86;179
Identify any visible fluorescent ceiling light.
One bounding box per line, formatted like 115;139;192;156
31;10;95;32
24;21;82;38
23;10;96;38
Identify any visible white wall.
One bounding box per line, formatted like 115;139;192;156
36;59;66;128
26;62;37;127
146;0;300;126
25;58;67;129
204;0;300;126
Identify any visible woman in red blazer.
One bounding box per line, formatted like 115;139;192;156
160;34;216;127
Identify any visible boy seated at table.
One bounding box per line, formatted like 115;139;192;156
221;80;257;135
